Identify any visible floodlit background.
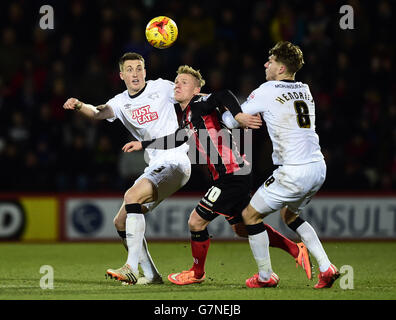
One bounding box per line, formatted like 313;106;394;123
0;0;394;193
0;0;395;243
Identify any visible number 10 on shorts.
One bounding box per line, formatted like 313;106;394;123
205;186;222;202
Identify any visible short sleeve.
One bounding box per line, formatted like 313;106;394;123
159;78;176;103
105;96;118;122
241;85;270;115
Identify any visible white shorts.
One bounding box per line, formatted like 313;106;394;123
134;152;191;212
250;160;326;215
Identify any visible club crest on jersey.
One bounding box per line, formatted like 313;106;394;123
195;95;209;102
186;109;192;122
129;105;158;124
148;92;160;100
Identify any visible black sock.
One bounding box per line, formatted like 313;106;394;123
116;230;128;251
190;229;209;242
117;230;126;239
245;222;266;236
125;203;142;214
287;216;305;232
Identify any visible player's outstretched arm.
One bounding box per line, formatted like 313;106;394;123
63;98;115;120
141;128;189;151
122;128;188;153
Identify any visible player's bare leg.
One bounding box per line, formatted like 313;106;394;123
113;200;129;250
168;210;209;285
281;207;339;287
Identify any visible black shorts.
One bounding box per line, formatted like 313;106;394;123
195;174;251;225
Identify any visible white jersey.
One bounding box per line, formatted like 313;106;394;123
106;78;189;164
241;80;324;165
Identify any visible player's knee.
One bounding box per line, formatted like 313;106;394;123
124;179;156;204
188;210;208;232
124;188;137;204
124;187;147;204
188;215;199;231
241;206;253;221
241;208;249;222
242;205;262;225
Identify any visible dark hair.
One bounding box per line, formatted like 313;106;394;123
118;52;145;71
269;41;304;75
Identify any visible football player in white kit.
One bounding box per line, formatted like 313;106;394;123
63;52;191;285
223;42;339;289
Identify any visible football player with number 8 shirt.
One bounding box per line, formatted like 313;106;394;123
223;41;339;289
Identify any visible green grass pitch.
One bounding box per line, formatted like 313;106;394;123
1;241;395;300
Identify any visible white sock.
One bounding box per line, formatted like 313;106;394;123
138;237;160;280
119;231;160;279
248;230;273;281
125;213;145;274
296;222;331;272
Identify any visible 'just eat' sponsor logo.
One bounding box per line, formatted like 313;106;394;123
130;105;158;124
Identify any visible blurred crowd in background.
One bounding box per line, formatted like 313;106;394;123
0;0;395;193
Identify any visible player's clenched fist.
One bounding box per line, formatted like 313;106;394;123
63;98;82;110
122;141;143;152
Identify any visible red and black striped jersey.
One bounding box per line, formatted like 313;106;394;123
142;90;250;181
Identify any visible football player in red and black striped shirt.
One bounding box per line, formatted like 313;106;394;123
123;65;312;285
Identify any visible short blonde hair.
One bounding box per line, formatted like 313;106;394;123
176;65;205;88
